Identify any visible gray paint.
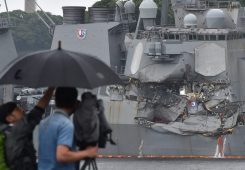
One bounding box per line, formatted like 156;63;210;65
100;124;245;156
0;30;18;72
52;0;245;156
51;22;121;66
0;29;18;103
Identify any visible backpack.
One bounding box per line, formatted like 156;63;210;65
74;99;115;149
74;98;115;170
0;125;9;170
74;97;99;150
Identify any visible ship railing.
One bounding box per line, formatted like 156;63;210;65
184;0;239;10
205;0;240;8
0;18;15;29
184;1;207;10
137;29;245;41
113;66;125;75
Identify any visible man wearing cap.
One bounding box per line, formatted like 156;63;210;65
0;87;54;170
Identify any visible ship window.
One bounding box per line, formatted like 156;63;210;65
197;35;204;40
234;33;238;39
164;34;168;39
160;32;164;39
193;34;197;40
189;34;193;40
182;34;187;41
169;34;175;39
228;34;232;40
205;35;210;41
175;34;180;40
218;35;225;40
192;34;197;40
210;35;216;40
239;33;243;39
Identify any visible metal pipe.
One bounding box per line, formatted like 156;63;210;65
35;1;55;25
161;0;169;26
35;11;53;36
134;16;141;39
25;0;36;13
4;0;11;24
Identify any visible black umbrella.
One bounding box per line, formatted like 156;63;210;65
0;42;123;89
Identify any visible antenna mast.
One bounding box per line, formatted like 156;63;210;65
3;0;11;24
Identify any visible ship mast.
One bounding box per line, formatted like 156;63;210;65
3;0;10;23
25;0;36;13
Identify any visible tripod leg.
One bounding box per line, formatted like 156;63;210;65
94;159;98;170
81;159;89;170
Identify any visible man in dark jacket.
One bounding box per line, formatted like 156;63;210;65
0;87;54;170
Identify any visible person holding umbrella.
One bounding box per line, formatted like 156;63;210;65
38;87;98;170
0;87;54;170
0;42;122;170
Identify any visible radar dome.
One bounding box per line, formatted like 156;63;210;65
139;0;158;19
206;9;226;28
124;0;136;14
183;13;197;28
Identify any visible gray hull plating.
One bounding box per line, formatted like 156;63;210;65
0;29;18;103
101;125;245;156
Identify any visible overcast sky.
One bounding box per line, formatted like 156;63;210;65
2;0;98;15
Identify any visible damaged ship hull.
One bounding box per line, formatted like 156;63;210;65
94;100;245;158
96;99;245;157
51;0;245;157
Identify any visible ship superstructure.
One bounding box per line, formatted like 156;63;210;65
52;0;245;157
124;0;245;136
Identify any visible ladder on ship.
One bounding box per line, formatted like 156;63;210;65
25;0;56;36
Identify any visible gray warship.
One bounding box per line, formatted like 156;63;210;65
0;1;18;104
50;0;245;157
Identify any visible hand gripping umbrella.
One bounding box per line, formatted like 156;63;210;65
0;42;123;89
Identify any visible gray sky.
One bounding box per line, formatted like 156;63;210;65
3;0;98;15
